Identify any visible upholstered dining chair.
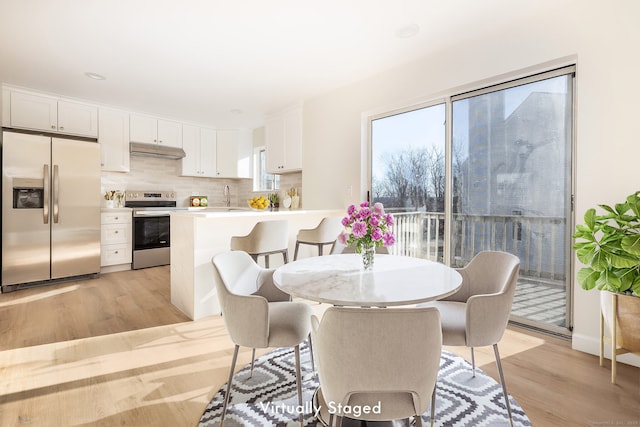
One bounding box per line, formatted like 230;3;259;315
229;219;289;267
293;216;343;260
311;306;442;427
420;250;520;427
212;250;312;426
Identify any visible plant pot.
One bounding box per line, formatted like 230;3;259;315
600;291;640;352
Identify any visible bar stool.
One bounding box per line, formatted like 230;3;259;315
230;220;289;268
293;216;343;261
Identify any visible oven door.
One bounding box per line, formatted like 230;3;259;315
133;213;170;250
132;210;171;269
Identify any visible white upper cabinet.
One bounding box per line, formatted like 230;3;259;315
57;100;99;137
8;89;98;137
99;107;130;172
217;129;252;178
181;125;217;177
130;114;182;148
200;128;218;177
265;105;302;173
180;127;252;179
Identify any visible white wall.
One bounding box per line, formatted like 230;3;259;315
301;0;640;364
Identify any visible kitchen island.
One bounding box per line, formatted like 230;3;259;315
170;209;343;320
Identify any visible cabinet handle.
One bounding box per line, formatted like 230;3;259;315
114;250;119;254
115;217;119;220
115;230;119;234
51;125;56;129
154;139;157;143
59;126;64;130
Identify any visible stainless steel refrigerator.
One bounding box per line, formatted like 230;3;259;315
2;131;101;291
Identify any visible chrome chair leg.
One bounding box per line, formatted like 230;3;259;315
470;347;476;377
249;348;256;378
429;382;437;427
307;334;316;377
294;345;304;426
220;344;240;427
493;344;514;427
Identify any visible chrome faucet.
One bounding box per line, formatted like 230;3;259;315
223;185;230;207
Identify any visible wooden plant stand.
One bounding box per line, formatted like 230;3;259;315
599;292;640;384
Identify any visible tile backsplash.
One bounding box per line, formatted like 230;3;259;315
101;156;302;208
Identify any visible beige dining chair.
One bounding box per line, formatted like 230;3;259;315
229;219;289;267
419;250;520;427
212;250;312;426
293;216;343;260
311;306;441;427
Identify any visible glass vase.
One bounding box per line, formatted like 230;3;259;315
361;242;376;270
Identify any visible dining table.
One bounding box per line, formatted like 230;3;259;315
272;253;463;426
272;253;463;307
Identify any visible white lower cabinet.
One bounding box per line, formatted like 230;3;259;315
101;209;132;270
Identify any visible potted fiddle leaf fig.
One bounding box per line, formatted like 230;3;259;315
573;191;640;294
573;190;640;352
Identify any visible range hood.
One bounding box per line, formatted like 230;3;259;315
130;142;186;160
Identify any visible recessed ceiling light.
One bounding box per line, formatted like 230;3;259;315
395;23;420;38
85;72;106;80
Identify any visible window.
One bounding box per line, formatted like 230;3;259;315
370;103;446;260
253;147;280;191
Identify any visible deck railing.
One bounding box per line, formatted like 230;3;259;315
388;211;567;280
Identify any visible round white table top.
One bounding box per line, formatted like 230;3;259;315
273;254;463;307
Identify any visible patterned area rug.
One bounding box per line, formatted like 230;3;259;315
199;344;532;426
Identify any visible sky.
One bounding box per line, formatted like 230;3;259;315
370;75;570;182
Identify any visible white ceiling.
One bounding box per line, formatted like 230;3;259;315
0;0;543;129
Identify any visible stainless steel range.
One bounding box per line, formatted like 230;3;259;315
125;190;180;269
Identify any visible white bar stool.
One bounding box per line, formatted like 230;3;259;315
230;220;289;267
293;216;343;260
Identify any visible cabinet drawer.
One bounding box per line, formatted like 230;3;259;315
101;224;131;245
101;244;132;266
101;211;132;225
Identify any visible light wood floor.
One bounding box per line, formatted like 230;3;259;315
1;267;639;426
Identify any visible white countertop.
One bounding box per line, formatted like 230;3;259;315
101;207;132;212
171;208;339;218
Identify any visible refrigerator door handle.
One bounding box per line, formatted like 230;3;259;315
53;164;59;223
43;164;50;224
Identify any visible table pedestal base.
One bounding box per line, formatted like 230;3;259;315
313;388;416;427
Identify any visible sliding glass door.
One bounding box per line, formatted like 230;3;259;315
451;70;574;332
369;67;575;334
